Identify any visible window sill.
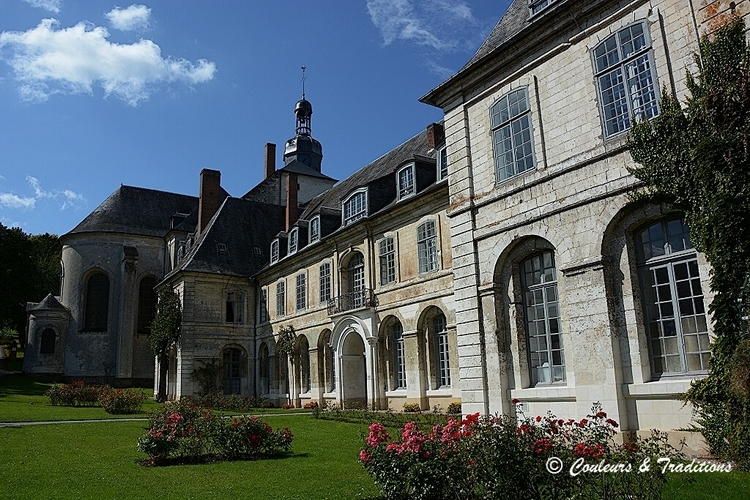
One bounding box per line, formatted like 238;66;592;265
509;385;575;402
622;376;705;399
385;390;408;398
426;388;453;398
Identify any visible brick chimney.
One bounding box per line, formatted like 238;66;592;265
285;172;298;232
426;122;445;149
264;143;276;180
197;169;221;235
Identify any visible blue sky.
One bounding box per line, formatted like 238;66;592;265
0;0;509;236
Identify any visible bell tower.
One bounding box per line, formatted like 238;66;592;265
283;67;323;172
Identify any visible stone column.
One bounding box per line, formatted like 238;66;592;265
403;329;428;409
116;246;138;384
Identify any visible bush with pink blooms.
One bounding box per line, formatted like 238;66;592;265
360;402;688;500
137;399;293;466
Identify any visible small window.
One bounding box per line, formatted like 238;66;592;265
259;288;268;323
276;281;286;317
296;273;306;311
492;87;535;183
397;164;415;199
253;246;262;257
379;237;396;285
417;220;438;274
343;190;367;226
593;21;659;138
310;216;321;243
217;242;227;254
529;0;558;15
437;146;448;181
270;240;280;264
40;328;56;355
289;228;298;254
319;262;331;304
226;291;244;323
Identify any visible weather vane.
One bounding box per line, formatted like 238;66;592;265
301;66;307;99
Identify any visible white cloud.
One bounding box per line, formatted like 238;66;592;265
0;176;86;211
0;18;216;105
366;0;479;51
0;192;36;209
22;0;62;13
106;4;151;32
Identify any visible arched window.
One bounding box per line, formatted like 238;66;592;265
491;87;535;182
347;253;366;309
392;321;406;390
636;218;709;375
433;314;450;388
40;328;56;354
259;343;270;395
137;277;158;334
521;251;565;385
84;272;109;332
223;347;243;395
298;336;311;394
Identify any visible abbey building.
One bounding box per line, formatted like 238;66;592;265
25;0;747;452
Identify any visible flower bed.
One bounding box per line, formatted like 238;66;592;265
137;399;293;466
360;402;687;500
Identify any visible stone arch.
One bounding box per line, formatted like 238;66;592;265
295;334;311;395
417;305;452;391
258;341;271;396
378;315;406;393
340;330;366;408
317;329;335;393
81;267;111;332
221;343;247;395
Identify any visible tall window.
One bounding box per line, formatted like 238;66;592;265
276;281;286;318
259;343;270;395
397;164;415;199
433;314;450;388
137;276;158;334
593;21;659;138
310;216;321;243
637;218;709;375
296;273;306;311
522;251;565;385
288;228;298;254
392;322;406;390
40;328;56;355
348;253;366;309
226;291;244;323
491;87;535;182
259;288;268;323
379;237;396;285
299;336;311;393
84;272;109;331
437;146;448;181
343;190;367;225
417;220;438;274
223;347;242;395
270;239;280;263
319;262;331;305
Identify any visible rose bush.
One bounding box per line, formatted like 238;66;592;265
46;381;104;406
360;402;686;500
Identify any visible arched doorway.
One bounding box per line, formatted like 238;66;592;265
341;331;366;408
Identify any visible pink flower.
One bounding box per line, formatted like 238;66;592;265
359;449;371;463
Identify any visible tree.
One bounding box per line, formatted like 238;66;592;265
149;288;182;402
628;16;750;468
29;233;62;299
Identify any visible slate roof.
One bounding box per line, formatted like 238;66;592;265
167;197;285;278
27;293;67;311
280;159;336;181
65;185;200;238
298;127;435;220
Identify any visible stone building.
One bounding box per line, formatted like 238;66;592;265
420;0;747;449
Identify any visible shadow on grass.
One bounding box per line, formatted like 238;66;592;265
0;374;51;397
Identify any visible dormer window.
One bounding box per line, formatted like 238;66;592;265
289;228;298;254
437;146;448;181
397;164;415;200
270;239;280;263
310;216;320;243
530;0;558;16
343;189;367;226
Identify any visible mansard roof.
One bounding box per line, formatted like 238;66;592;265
167;197;285;278
66;185;200;238
298;127;435;220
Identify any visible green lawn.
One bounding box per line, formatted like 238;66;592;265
2;374;749;500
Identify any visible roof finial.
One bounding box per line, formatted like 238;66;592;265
301;66;306;99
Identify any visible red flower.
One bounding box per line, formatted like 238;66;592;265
512;398;520;405
595;411;607;419
578;418;589;428
605;418;619;428
359;449;371;464
535;415;542;422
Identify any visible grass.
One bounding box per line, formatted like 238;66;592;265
2;374;750;499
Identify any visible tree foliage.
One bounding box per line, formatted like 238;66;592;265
628;16;750;468
150;287;182;402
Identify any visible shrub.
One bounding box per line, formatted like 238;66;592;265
402;402;421;413
360;402;688;500
137;399;293;465
98;388;148;414
303;401;318;409
45;381;104;406
447;401;462;415
282;403;295;409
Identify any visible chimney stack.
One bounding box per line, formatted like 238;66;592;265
285;172;298;232
264;143;276;179
197;169;221;235
426;122;445;150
